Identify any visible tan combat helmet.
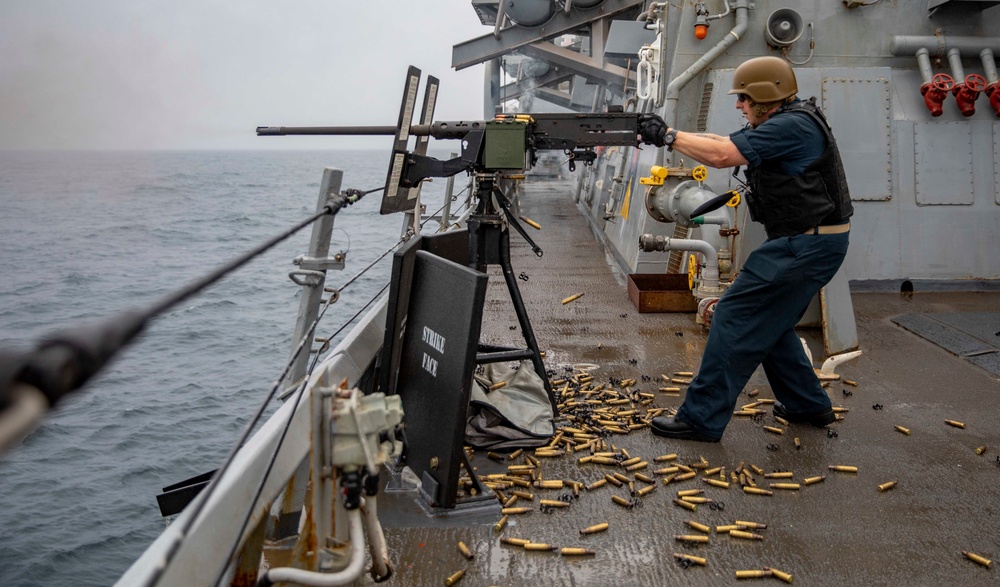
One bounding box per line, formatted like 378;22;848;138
728;56;798;102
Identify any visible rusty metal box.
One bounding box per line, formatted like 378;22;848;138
627;273;698;313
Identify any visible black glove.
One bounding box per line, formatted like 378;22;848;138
637;113;668;147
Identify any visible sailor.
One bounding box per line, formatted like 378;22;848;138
637;56;853;442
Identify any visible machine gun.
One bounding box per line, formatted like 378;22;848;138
257;67;644;511
258;110;639;177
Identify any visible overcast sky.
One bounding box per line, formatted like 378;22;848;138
0;1;490;150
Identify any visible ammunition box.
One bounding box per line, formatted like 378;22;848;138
484;120;527;169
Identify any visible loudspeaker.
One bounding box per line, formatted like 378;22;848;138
765;8;803;48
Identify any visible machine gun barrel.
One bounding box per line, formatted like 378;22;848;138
256;125;400;136
256;123;478;138
257;112;638;148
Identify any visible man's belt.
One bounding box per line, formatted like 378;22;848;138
803;222;850;235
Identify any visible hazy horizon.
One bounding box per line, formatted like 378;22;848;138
0;2;489;151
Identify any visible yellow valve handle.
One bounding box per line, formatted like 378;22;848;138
726;191;741;207
688;254;698;290
640;165;669;186
691;165;708;182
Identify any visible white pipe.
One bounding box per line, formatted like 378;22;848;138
312;379;336;555
263;509;366;587
915;48;934;85
640;235;720;291
661;0;749;136
947;48;966;82
706;0;732;22
980;48;999;85
361;496;390;580
891;35;1000;57
695;205;732;229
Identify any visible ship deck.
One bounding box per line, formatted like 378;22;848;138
377;179;999;586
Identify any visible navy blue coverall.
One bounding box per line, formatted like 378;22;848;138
673;102;850;440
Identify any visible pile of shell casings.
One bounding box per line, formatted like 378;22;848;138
449;367;994;584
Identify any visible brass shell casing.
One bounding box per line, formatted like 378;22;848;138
945;419;966;429
445;569;467;586
770;483;800;490
743;487;774;496
580;522;609;535
561;293;584;305
703;478;730;489
673;552;708;566
962;550;992;568
685;520;712;533
535;480;564;489
637;484;656;497
586;478;608;491
677;489;704;497
654;453;679;462
802;475;826;485
675;534;710;543
500;537;529;546
729;530;765;540
524;543;557;551
764;472;794;479
458;541;474;560
539;499;570;508
560;548;596;556
501;507;532;515
611;495;633;508
520;216;542;229
681;496;711;504
673;497;698;512
894;425;911;435
735;570;770;579
765;567;794;583
735;520;767;529
877;481;897;492
828;465;858;473
975;445;988;455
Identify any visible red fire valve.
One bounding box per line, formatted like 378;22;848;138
920;73;954;117
985;82;1000;118
952;74;987;117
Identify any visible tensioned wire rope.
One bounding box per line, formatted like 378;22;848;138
207;182;474;586
139;183;383;587
134;180;472;587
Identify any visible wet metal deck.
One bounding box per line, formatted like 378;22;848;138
378;180;1000;586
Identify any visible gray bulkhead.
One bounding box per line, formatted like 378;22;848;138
595;0;1000;285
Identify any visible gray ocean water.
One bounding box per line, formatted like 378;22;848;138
0;149;457;586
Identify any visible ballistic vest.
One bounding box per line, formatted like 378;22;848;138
744;97;853;239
